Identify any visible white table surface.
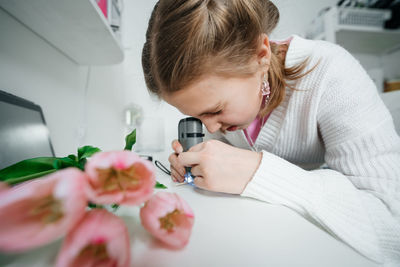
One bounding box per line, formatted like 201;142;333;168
0;154;380;267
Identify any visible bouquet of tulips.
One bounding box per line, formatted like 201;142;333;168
0;130;194;266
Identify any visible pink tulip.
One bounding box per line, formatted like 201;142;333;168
0;168;88;252
140;192;194;249
0;182;9;193
85;151;156;205
56;209;130;267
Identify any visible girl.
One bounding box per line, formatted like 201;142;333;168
142;0;400;266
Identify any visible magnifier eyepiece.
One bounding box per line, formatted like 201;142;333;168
178;117;204;186
178;117;204;152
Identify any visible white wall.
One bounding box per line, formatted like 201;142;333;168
383;50;400;81
272;0;337;39
121;0;185;153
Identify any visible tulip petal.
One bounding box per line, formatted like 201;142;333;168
85;151;155;205
140;192;194;249
56;209;130;267
0;168;88;252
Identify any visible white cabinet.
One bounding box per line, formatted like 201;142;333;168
380;90;400;134
0;0;124;65
307;6;400;55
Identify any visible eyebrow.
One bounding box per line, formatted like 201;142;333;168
198;102;223;117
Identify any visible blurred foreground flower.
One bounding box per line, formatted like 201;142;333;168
140;192;194;249
85;151;156;205
0;182;9;192
56;209;130;267
0;168;88;252
0;129;194;265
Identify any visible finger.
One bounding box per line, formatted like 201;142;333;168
178;151;201;167
171;167;185;182
168;152;178;164
168;154;186;176
188;141;205;152
172;165;186;178
194;177;207;190
190;165;202;177
171;168;184;183
171;139;183;153
170;172;177;183
171;166;185;182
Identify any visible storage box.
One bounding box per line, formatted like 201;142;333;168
384;79;400;93
338;7;391;28
307;6;392;39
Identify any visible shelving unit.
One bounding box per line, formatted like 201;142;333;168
0;0;124;65
307;6;400;55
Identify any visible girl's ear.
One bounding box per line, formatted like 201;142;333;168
257;34;272;71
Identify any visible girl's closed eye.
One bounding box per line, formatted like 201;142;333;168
207;110;222;116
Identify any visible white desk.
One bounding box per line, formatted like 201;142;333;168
0;157;379;267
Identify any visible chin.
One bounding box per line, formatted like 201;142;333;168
241;122;252;130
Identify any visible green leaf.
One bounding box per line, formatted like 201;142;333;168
88;202;104;209
5;169;57;185
67;154;78;162
53;159;62;170
88;202;97;208
111;203;120;211
0;157;56;181
0;157;58;185
78;158;87;171
78;146;101;160
155;181;167;189
53;157;78;170
124;129;136;151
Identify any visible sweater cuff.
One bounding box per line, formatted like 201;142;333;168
241;151;318;209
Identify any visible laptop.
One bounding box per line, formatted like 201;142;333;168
0;90;55;169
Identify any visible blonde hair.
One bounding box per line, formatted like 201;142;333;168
142;0;312;117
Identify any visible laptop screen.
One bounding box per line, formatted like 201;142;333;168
0;90;55;169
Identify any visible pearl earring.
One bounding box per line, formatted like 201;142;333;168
261;74;270;102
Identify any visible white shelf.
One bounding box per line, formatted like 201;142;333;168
0;0;124;65
322;26;400;54
307;6;400;55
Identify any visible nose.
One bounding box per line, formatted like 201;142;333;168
202;117;222;134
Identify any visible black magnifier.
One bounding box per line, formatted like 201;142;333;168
178;117;204;185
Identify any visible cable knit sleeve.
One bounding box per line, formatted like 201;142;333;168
241;45;400;266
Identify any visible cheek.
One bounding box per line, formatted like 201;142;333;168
220;106;255;126
221;96;260;125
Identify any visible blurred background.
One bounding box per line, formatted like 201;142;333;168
0;0;399;161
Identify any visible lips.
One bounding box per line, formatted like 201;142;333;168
227;126;238;131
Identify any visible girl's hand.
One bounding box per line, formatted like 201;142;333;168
168;140;186;183
177;140;262;194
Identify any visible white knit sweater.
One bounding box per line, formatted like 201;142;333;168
206;35;400;266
